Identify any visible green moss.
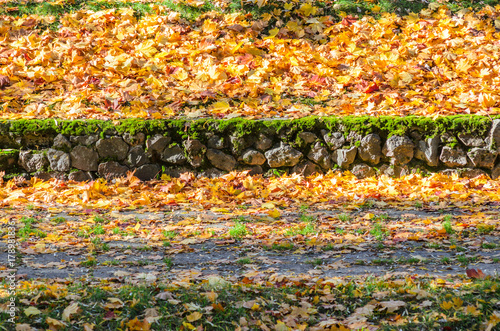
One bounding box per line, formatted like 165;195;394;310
0;116;496;145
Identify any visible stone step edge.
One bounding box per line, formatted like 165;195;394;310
0;116;499;180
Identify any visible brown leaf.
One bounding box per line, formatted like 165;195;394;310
0;75;10;88
466;268;486;279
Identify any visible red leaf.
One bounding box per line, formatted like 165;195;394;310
341;15;357;26
364;82;379;93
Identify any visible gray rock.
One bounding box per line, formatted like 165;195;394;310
298;132;317;144
98;161;129;180
322;131;345;150
241;149;266;166
123;132;145;146
207;135;226;149
346;131;363;145
379;164;409;178
458;133;485;147
230;134;253;155
162;167;192;178
201;168;225;178
70;135;98;146
489;119;500;153
439;146;467;168
255;133;273;151
382;135;414;165
133;164;160;181
415;136;440;167
161;145;187;165
492;164;500;180
96;137;129;161
440;132;456;144
265;143;303;168
332;146;357;169
53;134;71;151
146;134;171;153
467;148;497;169
206;149;237;172
126;146;149;168
292;160;322;177
70;146;99;171
358;134;382;165
19;151;48;173
307;142;331;169
46;149;70;172
352;164;376;179
184;139;206;168
68;171;94;182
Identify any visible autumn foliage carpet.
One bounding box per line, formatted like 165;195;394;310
1;0;500;330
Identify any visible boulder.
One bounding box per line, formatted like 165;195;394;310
96;137;129;161
352;163;376;179
33;172;67;181
70;135;98;146
19;151;48;173
379;164;409;178
70;146;99;171
146;134;171;153
265;143;303;168
230;134;253;155
298;132;318;144
241;149;266;166
133;164;160;181
358;134;382;165
254;133;273;151
382;135;414;165
292;160;322;177
206;149;237;172
98;161;129;180
68;171;94;182
307;142;331;169
467;148;497;169
322;131;345;150
489;119;500;153
201;168;225;178
439;146;467;168
46;149;70;172
207;135;226;149
161;145;187;165
332;146;357;169
458;133;485;147
415;136;440;167
184;139;206;168
492;164;500;180
53;134;71;151
126;146;149;168
123;132;145;146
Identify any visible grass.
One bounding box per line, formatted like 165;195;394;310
370;223;388;241
162;230;178;239
338;213;352;222
264;242;295;251
443;220;455;235
229;222;247;240
163;257;173;269
18;216;46;240
236;257;252;265
477;224;495;235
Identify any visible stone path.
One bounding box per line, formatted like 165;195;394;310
1;205;499;283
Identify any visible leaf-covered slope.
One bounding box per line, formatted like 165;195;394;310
1;3;500;119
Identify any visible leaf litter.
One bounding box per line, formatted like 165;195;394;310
0;171;499;329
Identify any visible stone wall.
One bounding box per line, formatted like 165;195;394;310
0;117;499;181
